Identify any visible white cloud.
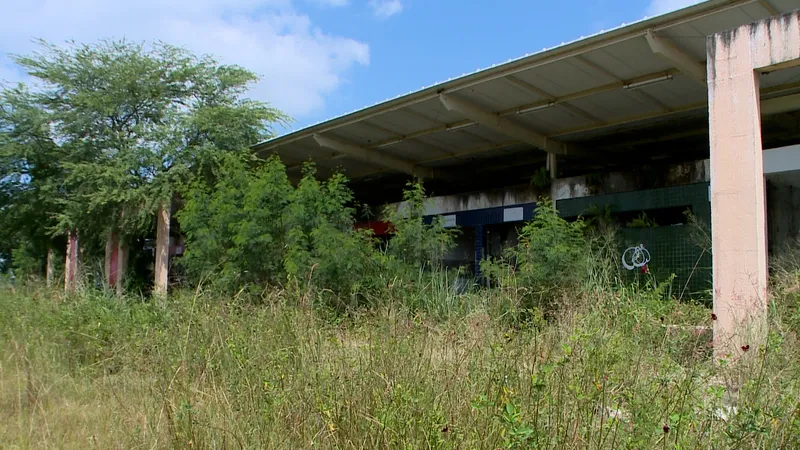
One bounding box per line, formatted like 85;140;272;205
308;0;350;6
0;0;369;120
645;0;702;17
369;0;403;19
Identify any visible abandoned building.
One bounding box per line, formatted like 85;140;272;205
83;0;800;357
252;0;800;356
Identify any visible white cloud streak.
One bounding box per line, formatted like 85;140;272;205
369;0;404;19
308;0;350;7
0;0;370;120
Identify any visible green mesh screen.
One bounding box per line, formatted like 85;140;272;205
557;183;712;299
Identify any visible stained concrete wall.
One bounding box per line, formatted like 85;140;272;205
389;160;711;218
551;160;710;202
391;184;543;217
388;159;713;276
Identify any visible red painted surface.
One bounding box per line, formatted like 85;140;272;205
109;233;119;286
354;221;393;236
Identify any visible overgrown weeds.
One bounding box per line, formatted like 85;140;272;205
3;272;800;448
5;200;800;448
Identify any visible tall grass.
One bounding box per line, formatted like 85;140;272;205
3;273;800;449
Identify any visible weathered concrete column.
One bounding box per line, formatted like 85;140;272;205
46;247;56;288
474;225;485;284
547;153;557;180
707;11;800;358
105;232;116;290
64;231;79;292
154;203;170;296
104;232;128;295
117;244;128;296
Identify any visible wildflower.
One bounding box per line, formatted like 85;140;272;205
741;345;750;352
663;424;670;433
711;313;717;321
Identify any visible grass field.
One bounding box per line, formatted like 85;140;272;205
3;276;800;449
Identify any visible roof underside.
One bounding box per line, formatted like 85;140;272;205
255;0;800;202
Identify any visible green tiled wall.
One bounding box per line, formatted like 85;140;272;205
557;183;712;298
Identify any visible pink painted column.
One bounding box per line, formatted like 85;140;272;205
154;203;170;296
64;231;79;292
104;232;128;295
707;11;800;359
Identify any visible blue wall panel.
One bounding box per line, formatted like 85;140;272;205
422;201;538;228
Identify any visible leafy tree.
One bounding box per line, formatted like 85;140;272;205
180;158;379;299
0;85;66;274
1;39;287;281
283;164;377;298
179;154;292;288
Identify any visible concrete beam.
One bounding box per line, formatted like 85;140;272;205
319;84;800;182
760;92;800;116
646;30;707;85
313;133;436;179
438;94;585;156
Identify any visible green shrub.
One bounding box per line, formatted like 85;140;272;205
483;199;590;313
179;161;457;311
384;181;457;271
283;165;381;303
179;153;292;288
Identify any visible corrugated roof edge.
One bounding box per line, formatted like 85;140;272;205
252;0;744;151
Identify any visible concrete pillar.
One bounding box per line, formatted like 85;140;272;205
154;203;170;296
474;225;485;283
117;244;128;296
64;231;79;292
46;247;56;288
104;232;128;295
707;11;800;358
547;153;557;180
105;232;115;290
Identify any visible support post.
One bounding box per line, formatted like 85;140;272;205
547;153;558;180
154;203;170;296
65;231;79;292
105;231;116;290
117;243;128;296
474;225;485;285
104;232;128;295
707;11;800;359
46;247;56;288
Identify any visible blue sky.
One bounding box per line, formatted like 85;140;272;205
0;0;698;134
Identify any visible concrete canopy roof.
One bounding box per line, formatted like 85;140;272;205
254;0;800;183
